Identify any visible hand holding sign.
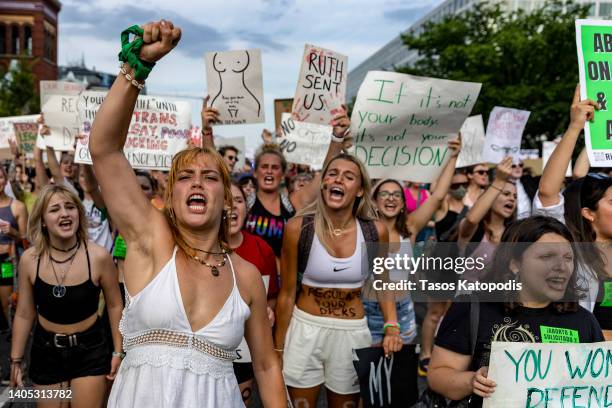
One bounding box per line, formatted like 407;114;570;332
331;104;350;139
139;20;182;64
471;366;496;398
569;84;599;131
495;156;514;183
448;134;462;158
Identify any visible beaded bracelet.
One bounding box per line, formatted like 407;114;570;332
119;63;145;90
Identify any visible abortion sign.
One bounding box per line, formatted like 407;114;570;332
40;81;85;151
482;107;530;164
278;112;331;167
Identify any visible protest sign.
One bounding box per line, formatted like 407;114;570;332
40;81;86;151
0;114;38;154
205;49;264;125
542;141;571;177
278;112;331;168
274;98;293;130
350;71;481;182
74;91;191;170
576;19;612;166
353;346;418;408
13;122;38;158
482;106;530;164
456;114;486;168
483;341;610;408
215;135;246;171
292;44;347;126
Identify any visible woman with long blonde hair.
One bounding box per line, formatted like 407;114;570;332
10;184;123;408
275;149;403;408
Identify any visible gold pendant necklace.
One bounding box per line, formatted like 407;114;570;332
190;253;226;277
331;219;353;236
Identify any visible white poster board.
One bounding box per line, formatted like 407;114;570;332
483;341;610;408
278;112;331;168
40;81;86;151
205;49;265;125
542;141;572;177
74;91;191;170
350;71;481;182
235;275;270;363
0;115;39;151
292;44;347;126
482;107;530;164
456;114;486;168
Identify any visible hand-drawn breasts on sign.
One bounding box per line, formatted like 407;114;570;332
210;50;261;120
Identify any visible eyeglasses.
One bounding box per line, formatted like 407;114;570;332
450;182;468;190
378;191;403;199
511;163;524;169
226;155;239;162
473;170;488;176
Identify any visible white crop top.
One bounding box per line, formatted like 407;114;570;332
302;221;367;289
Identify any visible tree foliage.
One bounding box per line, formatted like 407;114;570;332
0;58;40;117
398;0;590;147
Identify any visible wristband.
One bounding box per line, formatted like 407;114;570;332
331;135;344;143
118;25;156;81
112;351;126;359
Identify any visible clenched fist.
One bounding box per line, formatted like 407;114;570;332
139;20;182;63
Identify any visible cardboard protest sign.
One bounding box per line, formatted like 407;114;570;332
234;276;269;363
278;112;331;168
519;149;539;160
542;141;572;177
215;135;246;172
292;44;347;126
0;115;38;153
13;122;38;158
353;346;418;408
274;98;293;130
40;81;86;151
74;91;191;170
350;71;481;182
456;114;486;168
576;19;612;166
484;341;610;408
205;49;264;125
482;106;530;164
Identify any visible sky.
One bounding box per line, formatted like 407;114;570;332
58;0;438;154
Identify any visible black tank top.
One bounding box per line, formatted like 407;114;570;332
244;196;294;257
435;206;468;240
592;278;611;330
33;243;101;325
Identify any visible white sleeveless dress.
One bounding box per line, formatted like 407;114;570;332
108;247;251;408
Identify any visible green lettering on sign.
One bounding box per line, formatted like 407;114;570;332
1;262;13;279
540;326;580;343
600;281;612;307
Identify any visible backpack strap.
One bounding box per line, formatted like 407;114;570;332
358;218;379;276
296;214;315;294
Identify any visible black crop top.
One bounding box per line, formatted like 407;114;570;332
33;244;101;325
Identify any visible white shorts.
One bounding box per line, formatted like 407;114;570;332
282;307;371;395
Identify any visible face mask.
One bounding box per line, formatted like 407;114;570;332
450;186;466;200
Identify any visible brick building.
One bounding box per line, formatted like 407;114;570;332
0;0;61;85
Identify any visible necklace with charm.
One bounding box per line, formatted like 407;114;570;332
49;242;79;298
331;219;353;236
190;253;226;276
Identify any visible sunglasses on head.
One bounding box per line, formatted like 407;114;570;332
586;172;610;180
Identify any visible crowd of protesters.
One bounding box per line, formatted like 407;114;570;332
0;19;609;408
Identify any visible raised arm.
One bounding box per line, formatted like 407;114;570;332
407;136;461;237
289;106;349;210
89;20;181;243
458;157;512;242
539;86;597;206
572;147;590;180
79;164;106;211
200;95;219;149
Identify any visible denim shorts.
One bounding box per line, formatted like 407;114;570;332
29;319;111;385
363;297;417;344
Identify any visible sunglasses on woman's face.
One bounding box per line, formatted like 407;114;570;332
450;182;468;190
227;155;239;162
511;163;524;169
473;170;488;176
